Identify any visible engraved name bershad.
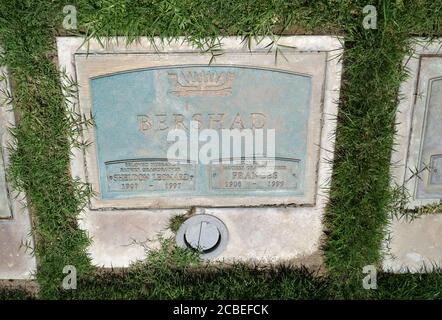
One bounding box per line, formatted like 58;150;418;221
137;113;267;132
89;66;312;199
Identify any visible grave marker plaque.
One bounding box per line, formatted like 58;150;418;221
393;52;442;206
91;65;313;202
0;70;12;219
413;57;442;199
72;43;327;209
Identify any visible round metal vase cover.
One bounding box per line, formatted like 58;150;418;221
176;214;229;259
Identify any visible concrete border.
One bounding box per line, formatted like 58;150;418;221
384;38;442;273
57;36;343;268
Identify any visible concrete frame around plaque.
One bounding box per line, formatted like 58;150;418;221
57;36;343;267
384;38;442;273
0;65;36;279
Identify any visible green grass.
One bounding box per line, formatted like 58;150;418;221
322;1;441;296
58;243;330;300
0;0;441;299
35;240;442;299
0;1;92;298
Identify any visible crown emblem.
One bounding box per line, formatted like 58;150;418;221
168;71;235;97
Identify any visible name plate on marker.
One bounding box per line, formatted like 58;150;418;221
430;155;442;185
210;158;300;191
0;147;11;218
105;159;197;193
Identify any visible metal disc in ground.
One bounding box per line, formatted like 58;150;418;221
185;221;220;252
176;214;229;259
